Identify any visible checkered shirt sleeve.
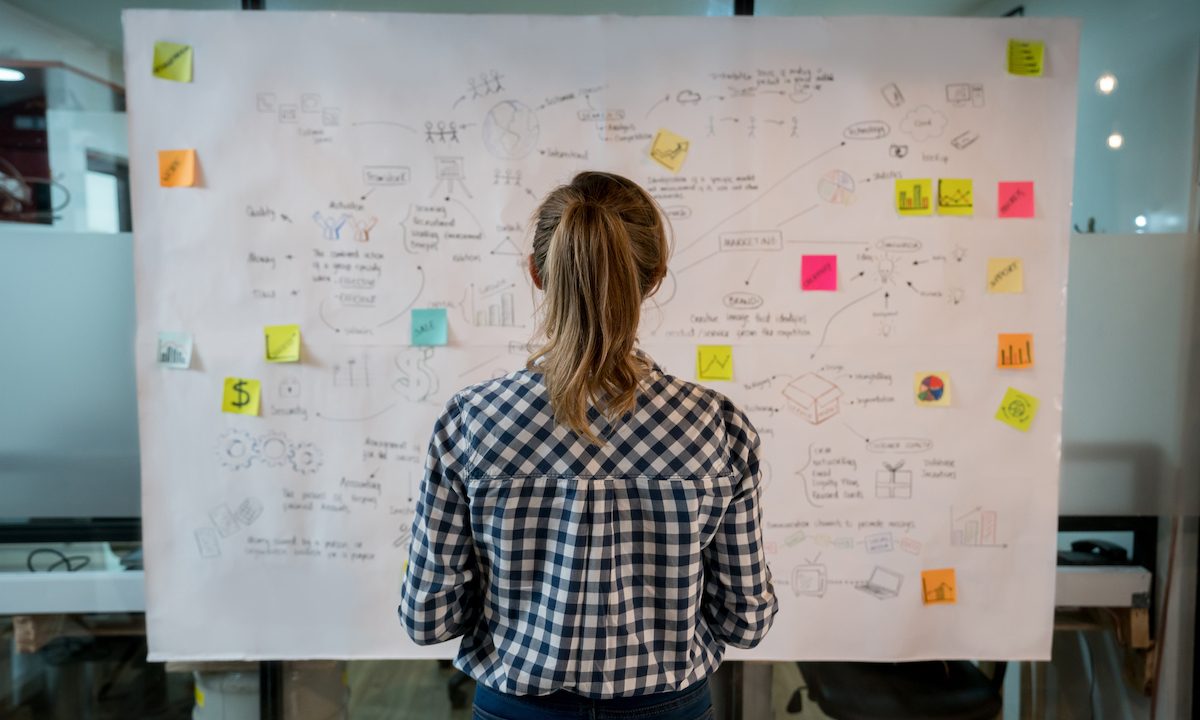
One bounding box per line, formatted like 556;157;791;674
399;394;482;644
701;398;777;648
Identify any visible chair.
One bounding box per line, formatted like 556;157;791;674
792;661;1007;720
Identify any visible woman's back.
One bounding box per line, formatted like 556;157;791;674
401;352;775;697
399;171;776;712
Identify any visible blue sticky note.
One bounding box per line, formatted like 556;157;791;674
411;308;448;346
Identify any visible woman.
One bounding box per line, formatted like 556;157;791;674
400;171;777;720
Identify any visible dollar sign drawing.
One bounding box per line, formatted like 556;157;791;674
231;380;252;408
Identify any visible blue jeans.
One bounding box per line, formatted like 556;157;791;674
472;677;713;720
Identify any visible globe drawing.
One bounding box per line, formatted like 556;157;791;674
482;100;539;160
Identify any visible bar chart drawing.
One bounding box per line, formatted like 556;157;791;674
159;343;187;366
997;333;1034;368
898;185;927;210
895;179;933;215
950;506;1006;548
465;282;519;328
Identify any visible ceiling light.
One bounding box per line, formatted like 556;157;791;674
0;67;26;82
1134;214;1147;228
1095;73;1117;94
1106;132;1123;149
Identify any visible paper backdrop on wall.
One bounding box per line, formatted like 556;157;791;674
124;11;1078;661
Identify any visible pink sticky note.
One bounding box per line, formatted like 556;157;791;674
998;181;1034;218
802;255;838;291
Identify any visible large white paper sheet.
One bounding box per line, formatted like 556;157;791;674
124;11;1078;660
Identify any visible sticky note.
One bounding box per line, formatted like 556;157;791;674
157;331;193;369
913;372;951;407
995;387;1039;432
997;333;1034;369
987;258;1024;293
264;324;301;363
801;255;838;291
158;149;196;187
411;308;448;346
152;41;193;82
998;181;1034;218
1007;39;1045;76
221;377;261;415
649;128;690;173
921;568;957;605
895;179;933;216
696;345;734;381
937;179;973;216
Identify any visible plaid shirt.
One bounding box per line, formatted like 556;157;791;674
399;351;777;698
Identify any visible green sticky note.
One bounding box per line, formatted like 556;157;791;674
221;377;261;415
1007;39;1044;77
411;308;448;346
696;345;733;381
264;324;301;363
994;387;1039;432
153;41;193;83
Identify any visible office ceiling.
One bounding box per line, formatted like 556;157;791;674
5;0;1003;55
5;0;236;53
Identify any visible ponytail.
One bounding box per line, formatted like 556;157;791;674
527;172;669;444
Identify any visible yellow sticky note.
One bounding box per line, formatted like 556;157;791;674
987;258;1024;293
158;149;196;187
221;377;261;415
895;179;933;216
194;686;206;708
921;568;957;605
995;387;1039;432
153;41;193;82
997;333;1034;369
264;324;301;363
913;372;951;407
1007;39;1045;76
696;345;733;381
650;128;690;173
937;179;973;216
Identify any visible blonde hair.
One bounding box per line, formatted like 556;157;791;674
527;171;669;443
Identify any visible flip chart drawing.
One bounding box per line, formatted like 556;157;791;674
126;11;1077;662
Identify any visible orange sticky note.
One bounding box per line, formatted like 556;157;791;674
158;149;196;187
921;568;957;605
997;333;1034;369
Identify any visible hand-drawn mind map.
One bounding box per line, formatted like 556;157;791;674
127;12;1078;661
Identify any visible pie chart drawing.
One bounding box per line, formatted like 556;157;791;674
917;375;945;402
818;170;856;205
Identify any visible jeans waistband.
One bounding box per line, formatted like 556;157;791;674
477;676;709;712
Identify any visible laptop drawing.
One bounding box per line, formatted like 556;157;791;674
857;567;903;599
